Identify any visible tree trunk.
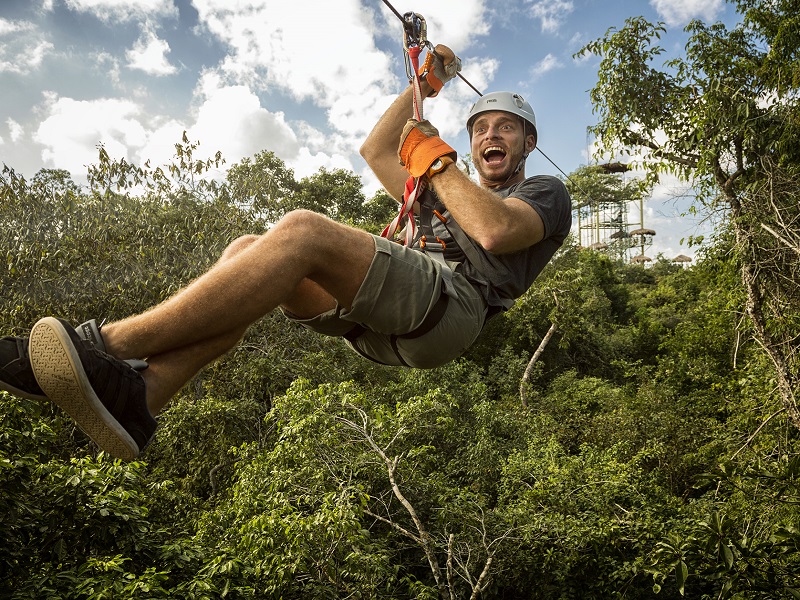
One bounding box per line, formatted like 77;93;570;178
740;260;800;429
727;184;800;431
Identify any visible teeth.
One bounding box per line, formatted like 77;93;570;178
483;146;505;157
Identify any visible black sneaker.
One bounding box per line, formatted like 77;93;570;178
0;320;147;402
29;317;156;460
0;336;47;401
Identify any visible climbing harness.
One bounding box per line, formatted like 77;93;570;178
343;7;461;365
386;10;465;303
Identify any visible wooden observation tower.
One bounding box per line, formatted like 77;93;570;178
576;162;655;264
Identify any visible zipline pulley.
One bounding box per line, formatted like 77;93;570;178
402;12;431;82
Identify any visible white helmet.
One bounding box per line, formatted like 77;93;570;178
466;92;537;145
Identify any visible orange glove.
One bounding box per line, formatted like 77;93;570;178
398;119;457;179
418;44;461;97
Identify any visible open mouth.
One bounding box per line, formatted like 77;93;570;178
482;146;507;165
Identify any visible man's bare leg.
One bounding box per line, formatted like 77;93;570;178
99;210;376;413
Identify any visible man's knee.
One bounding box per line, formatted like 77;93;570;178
224;211;326;260
272;209;359;250
219;234;261;262
272;209;374;268
276;209;331;234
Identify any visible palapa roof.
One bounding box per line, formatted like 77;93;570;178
631;254;652;263
672;254;692;263
630;228;657;236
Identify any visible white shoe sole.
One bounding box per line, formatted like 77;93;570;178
29;317;139;460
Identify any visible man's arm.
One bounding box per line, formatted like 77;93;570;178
360;83;435;201
431;165;546;255
363;96;544;253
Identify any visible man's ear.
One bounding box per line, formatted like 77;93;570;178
526;133;537;153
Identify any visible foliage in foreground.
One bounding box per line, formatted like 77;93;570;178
2;143;799;599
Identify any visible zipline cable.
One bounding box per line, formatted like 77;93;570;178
380;0;593;199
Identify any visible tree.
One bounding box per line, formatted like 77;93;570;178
578;2;800;429
291;168;365;223
564;164;643;212
222;150;297;221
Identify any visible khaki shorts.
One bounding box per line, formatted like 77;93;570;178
283;235;487;368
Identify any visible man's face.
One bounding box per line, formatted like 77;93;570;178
469;111;535;188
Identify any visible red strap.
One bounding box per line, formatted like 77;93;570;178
382;45;428;244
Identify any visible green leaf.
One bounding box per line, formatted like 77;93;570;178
676;560;688;596
722;544;733;570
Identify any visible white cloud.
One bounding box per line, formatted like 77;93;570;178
21;0;497;184
0;19;54;75
649;0;725;26
63;0;177;22
530;53;563;80
0;39;54;75
126;28;177;76
0;18;35;35
188;82;300;166
192;0;491;145
93;51;122;86
34;95;147;174
7;118;24;142
193;0;393;119
136;118;187;168
527;0;574;34
29;73;349;184
289;147;353;180
405;0;491;50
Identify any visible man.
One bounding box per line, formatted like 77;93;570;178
0;46;571;460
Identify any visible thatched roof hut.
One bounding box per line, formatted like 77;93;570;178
630;228;656;236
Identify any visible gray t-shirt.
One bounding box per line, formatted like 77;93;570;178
413;175;572;310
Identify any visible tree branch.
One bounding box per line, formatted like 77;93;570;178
520;322;558;407
364;509;421;544
337;408;450;599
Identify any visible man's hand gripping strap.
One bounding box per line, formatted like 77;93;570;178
398;119;456;179
418;44;461;98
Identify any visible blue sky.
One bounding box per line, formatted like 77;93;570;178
0;0;739;259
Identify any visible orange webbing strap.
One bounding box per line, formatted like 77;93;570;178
408;46;424;121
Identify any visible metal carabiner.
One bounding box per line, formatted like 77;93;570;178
402;11;430;80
